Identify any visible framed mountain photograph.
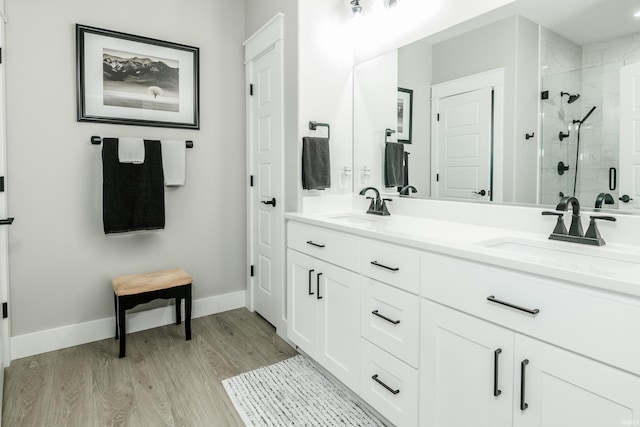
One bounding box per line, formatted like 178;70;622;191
76;24;199;129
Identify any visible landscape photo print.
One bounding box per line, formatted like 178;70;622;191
77;24;199;129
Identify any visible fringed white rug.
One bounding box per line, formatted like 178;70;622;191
222;355;386;426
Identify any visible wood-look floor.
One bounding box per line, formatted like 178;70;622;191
1;308;297;427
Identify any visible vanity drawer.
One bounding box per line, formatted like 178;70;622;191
360;239;420;294
361;278;420;368
287;221;360;272
421;252;640;375
360;339;418;427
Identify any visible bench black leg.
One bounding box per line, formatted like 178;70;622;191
185;284;192;341
114;293;119;340
175;297;182;325
118;300;126;358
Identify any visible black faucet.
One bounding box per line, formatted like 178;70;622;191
542;196;616;246
359;187;391;216
399;185;417;196
555;196;583;237
594;193;615;209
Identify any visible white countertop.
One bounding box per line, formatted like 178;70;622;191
285;211;640;299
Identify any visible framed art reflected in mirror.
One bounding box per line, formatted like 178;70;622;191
397;87;413;144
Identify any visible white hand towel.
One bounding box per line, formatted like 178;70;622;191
161;140;186;186
118;137;145;164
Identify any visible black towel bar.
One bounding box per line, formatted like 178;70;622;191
309;121;330;140
91;136;193;148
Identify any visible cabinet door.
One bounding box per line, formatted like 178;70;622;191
286;249;318;357
514;335;640;427
316;260;361;392
421;300;514;427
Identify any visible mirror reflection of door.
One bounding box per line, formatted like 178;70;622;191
433;88;493;201
619;61;640;212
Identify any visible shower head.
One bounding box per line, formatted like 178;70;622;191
561;92;580;104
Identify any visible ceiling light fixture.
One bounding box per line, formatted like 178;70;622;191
351;0;363;17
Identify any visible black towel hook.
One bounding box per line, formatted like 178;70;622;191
91;136;193;148
309;121;330;140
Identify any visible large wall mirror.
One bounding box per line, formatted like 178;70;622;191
353;0;640;213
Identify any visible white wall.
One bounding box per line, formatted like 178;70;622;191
353;0;516;64
298;0;354;206
5;0;246;337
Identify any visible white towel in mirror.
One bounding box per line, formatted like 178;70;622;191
118;137;145;164
161;140;186;186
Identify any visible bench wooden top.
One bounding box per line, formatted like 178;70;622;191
112;268;192;296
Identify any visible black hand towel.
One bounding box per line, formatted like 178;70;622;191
302;137;331;190
102;138;165;234
384;142;404;187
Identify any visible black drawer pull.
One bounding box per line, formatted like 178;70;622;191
308;269;315;295
372;310;400;325
520;359;529;411
370;261;399;272
487;296;539;316
494;348;502;397
306;240;326;248
371;374;400;395
316;273;323;300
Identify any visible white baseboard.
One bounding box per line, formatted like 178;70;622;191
10;290;246;361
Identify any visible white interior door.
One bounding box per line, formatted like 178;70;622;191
0;15;9;413
246;18;284;332
433;88;493;201
619;61;640;211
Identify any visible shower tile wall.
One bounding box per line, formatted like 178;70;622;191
540;29;582;206
541;30;640;209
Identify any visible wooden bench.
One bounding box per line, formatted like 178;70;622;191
112;268;193;358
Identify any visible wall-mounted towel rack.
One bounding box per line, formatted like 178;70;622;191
385;128;396;144
309;121;330;140
90;136;194;148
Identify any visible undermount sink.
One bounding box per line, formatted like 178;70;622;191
476;236;640;277
322;213;380;229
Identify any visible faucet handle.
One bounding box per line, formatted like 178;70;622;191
542;211;567;235
383;198;392;202
585;215;616;245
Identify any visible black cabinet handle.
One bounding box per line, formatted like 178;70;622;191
316;273;323;300
306;240;326;248
494;348;502;397
370;261;399;272
308;269;315;295
372;310;400;325
520;359;529;411
487;296;539;316
0;217;14;225
372;374;399;395
261;197;276;207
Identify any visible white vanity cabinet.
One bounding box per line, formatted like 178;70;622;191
421;252;640;427
286;223;361;392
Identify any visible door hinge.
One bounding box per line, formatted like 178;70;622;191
0;176;4;192
250;265;254;277
250;175;254;187
437;113;440;121
249;84;254;96
2;302;7;319
436;173;440;182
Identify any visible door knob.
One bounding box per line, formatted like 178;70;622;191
261;197;277;207
472;190;487;196
619;195;633;203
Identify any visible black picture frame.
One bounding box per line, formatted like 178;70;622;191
76;24;200;129
397;87;413;144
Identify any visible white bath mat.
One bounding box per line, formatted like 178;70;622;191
222;355;387;426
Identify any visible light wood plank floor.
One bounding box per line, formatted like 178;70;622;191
1;308;297;427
